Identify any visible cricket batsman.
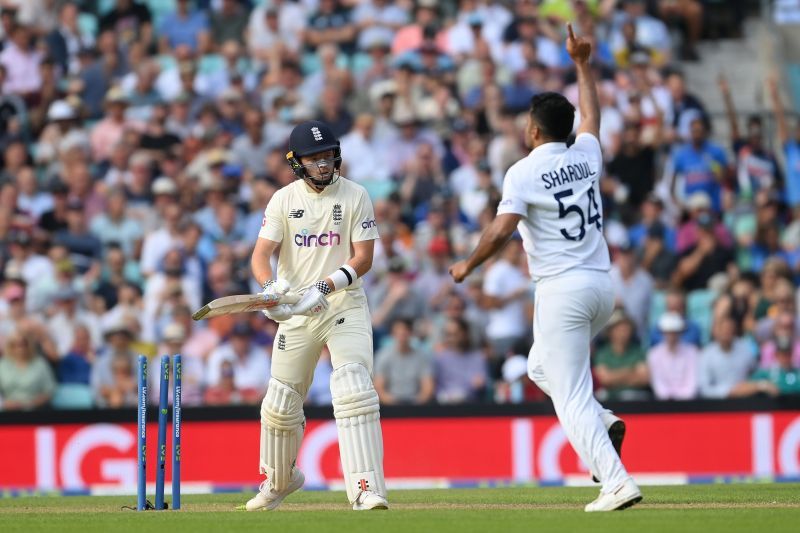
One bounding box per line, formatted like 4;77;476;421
244;120;388;511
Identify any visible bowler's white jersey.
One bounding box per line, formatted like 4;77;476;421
258;177;379;310
497;133;610;281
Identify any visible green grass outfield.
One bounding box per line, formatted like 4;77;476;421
1;484;799;533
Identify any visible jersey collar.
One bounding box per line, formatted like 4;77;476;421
530;141;568;157
299;176;342;198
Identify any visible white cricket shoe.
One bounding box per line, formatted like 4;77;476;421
352;491;389;511
592;414;626;483
244;469;305;511
584;478;642;512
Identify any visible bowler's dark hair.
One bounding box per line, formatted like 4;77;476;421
529;92;575;141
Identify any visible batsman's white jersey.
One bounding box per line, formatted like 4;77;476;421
498;133;633;495
497;133;610;281
259;177;379;311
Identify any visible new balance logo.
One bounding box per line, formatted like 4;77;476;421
311;127;323;141
335;318;345;325
288;209;304;219
277;334;286;350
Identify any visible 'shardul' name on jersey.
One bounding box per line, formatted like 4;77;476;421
541;162;597;190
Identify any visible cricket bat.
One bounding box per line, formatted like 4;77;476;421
192;292;301;321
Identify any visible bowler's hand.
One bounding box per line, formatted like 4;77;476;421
449;260;472;283
566;23;592;64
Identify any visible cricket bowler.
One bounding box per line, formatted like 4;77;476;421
449;25;642;512
244;120;388;511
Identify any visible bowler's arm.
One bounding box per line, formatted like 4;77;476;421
450;214;522;283
251;237;280;288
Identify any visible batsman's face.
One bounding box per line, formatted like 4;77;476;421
300;149;337;180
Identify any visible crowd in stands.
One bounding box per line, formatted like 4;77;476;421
1;0;798;412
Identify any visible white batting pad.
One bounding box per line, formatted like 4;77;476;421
330;363;386;503
260;378;305;492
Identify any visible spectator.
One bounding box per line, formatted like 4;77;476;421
759;310;800;370
0;24;43;99
211;0;248;46
374;319;434;405
698;314;756;398
48;287;102;357
58;324;95;385
730;335;800;397
609;243;653;342
54;197;103;275
205;322;270;398
672;212;734;291
481;239;530;360
593;310;651;401
434;318;488;404
768;76;800;208
669;118;729;213
91;321;139;407
0;332;56;410
99;0;152;50
647;312;699;400
649;288;702;347
89;187;143;258
159;0;210;53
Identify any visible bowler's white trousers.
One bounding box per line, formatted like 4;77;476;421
527;269;632;493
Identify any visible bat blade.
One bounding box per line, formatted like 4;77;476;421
192;292;300;320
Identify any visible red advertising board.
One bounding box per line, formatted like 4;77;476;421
1;412;799;491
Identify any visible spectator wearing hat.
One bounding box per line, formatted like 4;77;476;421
731;334;800;397
35;100;85;169
91;319;139;406
205;321;270;398
649;288;702;347
434;317;488;404
593;309;650;401
480;239;531;361
158;0;209;54
698;313;756;398
48;286;102;356
90;87;134;162
609;240;654;342
374;318;434;405
672;211;735;291
0;331;56;410
647;312;700;400
676;192;733;255
496;351;547;404
53;196;102;275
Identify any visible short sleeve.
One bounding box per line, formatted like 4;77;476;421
497;168;528;217
258;191;284;242
351;188;380;242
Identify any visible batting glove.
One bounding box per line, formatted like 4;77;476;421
261;304;294;322
290;282;331;317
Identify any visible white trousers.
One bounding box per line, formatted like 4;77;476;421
527;269;631;493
